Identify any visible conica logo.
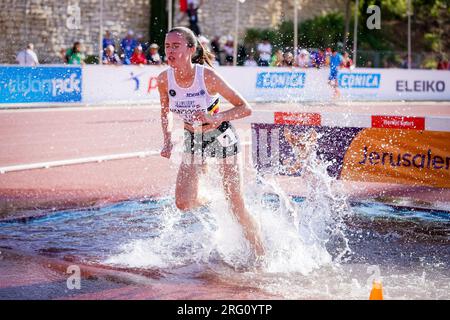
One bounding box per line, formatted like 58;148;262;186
338;73;381;89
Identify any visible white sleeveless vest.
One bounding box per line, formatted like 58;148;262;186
167;64;219;124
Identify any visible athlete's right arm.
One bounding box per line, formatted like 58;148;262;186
157;71;173;158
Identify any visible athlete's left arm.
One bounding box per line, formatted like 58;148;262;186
195;68;252;126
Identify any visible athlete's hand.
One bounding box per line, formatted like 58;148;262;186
160;141;173;158
191;111;223;132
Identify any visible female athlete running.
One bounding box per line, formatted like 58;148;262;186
157;27;265;258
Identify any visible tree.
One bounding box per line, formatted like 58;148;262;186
413;0;449;53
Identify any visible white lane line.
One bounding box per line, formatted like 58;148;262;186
0;104;161;113
0;142;252;174
0;100;446;111
0;151;159;174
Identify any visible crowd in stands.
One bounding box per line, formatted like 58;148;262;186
58;29;163;66
15;29;449;70
14;0;449;72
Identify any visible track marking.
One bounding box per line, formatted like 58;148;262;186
0;142;252;174
0;151;159;174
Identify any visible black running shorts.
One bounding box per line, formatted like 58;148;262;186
183;121;240;158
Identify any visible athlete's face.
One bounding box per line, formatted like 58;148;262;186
165;32;195;68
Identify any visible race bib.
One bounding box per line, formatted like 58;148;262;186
216;128;238;147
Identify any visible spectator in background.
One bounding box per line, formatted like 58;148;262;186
130;45;147;65
282;52;295;67
324;47;332;67
103;30;115;50
328;48;343;98
66;42;86;65
340;52;353;69
199;35;221;66
270;49;284;67
187;0;203;36
16;43;39;66
136;33;149;53
210;36;221;65
400;54;409;68
257;37;272;66
437;55;449;70
311;49;325;68
244;52;258;66
309;49;318;67
59;48;68;63
176;0;189;23
296;49;310;68
103;44;121;65
147;43;162;65
237;44;247;66
120;30;138;65
223;36;234;65
366;60;373;68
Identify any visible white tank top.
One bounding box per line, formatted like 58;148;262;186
168;64;220;124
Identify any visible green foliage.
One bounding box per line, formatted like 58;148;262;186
85;55;99;64
421;56;439;69
360;0;449;53
424;33;441;52
363;0;408;18
291;12;345;49
356;24;393;51
244;28;278;48
413;0;449;53
243;0;448;55
244;12;345;51
244;11;391;52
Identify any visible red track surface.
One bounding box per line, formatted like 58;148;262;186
0;102;449;217
0;102;449;300
0;249;281;299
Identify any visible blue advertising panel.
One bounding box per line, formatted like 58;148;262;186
0;66;82;104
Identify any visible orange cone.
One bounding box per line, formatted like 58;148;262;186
369;280;383;300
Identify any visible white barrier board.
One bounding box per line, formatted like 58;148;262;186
1;65;447;106
82;65;164;104
82;66;450;104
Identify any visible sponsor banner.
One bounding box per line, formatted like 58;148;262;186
252;123;362;178
256;72;306;89
395;79;446;93
1;66;448;105
0;66;82;104
371;116;425;130
82;65;164;103
274;112;321;126
253;111;450;132
341;129;450;188
253;67;328;102
250;68;449;102
336;68;450;101
338;72;380;89
252;123;450;188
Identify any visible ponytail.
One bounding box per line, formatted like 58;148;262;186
192;37;215;67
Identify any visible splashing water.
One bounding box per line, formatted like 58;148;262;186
106;135;353;276
0;168;448;298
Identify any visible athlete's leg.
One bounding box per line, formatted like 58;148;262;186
219;155;265;257
333;78;340;98
175;153;207;211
